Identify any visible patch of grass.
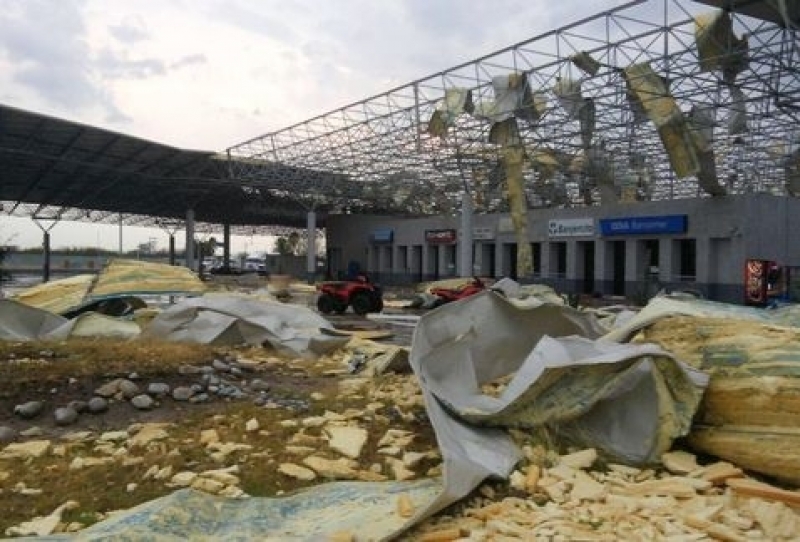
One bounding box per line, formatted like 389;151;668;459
0;338;220;385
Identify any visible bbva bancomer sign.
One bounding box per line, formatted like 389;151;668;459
548;218;595;237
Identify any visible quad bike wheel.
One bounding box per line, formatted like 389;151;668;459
317;294;336;314
350;291;374;316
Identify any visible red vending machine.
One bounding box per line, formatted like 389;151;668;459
744;259;769;306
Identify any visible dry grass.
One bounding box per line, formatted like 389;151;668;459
0;337;435;535
0;338;219;383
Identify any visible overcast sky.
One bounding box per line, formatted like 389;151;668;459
0;0;631;252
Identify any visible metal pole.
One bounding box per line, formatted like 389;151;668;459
185;208;195;271
307;210;317;284
43;230;51;283
459;191;474;277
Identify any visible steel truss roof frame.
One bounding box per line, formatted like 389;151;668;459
227;0;800;217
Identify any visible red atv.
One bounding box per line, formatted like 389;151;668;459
316;275;384;316
429;277;486;307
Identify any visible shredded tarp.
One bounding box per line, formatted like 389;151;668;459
404;291;707;527
427;87;474;137
625;307;800;485
10;259;205;316
43;312;141;341
0;299;67;341
9;274;94;315
695;10;749;82
31;480;441;542
88;259;205;301
141;295;348;358
473;73;546;125
502;146;533;278
603;294;800;343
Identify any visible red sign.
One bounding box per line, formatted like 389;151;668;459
744;259;768;306
425;229;457;244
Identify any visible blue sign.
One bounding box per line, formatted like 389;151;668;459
370;228;394;243
599;215;687;236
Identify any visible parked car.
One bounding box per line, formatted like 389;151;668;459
244;258;267;275
209;260;242;275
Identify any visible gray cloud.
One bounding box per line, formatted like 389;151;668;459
170;53;208;70
109;16;150;43
0;0;123;118
95;49;167;79
209;0;297;43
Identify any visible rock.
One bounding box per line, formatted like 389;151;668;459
199;429;220;445
117;379;140;399
200;466;240;486
127;423;170;447
14;401;44;419
67;400;88;414
147;383;170;396
302;456;360;480
98;431;128;442
0;426;18;444
169;471;198;487
0;440;51;460
69;457;114;470
20;426;44;437
245;418;260;432
3;500;78;537
249;379;271;392
386;457;415;481
172;386;194;401
190;393;210;403
191;477;225;494
126;483;137;493
279;463;317;481
87;397;109;414
558;448;597;470
54;406;79;426
301;416;327;428
402;451;427;468
94;380;119;398
325;426;368;459
661;450;700;474
212;359;231;372
131;395;156;410
377;429;415;449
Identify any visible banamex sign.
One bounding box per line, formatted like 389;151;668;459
548;218;595;238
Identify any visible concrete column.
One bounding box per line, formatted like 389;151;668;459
185;208;195;271
118;214;123;255
540;241;551;280
169;235;176;266
459;192;474;277
307;211;316;283
495;242;504;277
594;241;607;284
223;224;231;268
473;242;483;276
660;238;675;282
566;240;578;283
696;237;712;284
42;231;51;283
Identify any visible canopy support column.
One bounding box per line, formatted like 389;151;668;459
223;224;231;271
185;208;196;271
459;191;474;277
32;218;58;283
306;211;316;284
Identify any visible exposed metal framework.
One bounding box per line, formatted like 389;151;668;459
228;0;800;217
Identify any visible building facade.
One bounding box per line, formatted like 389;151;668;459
325;194;800;304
